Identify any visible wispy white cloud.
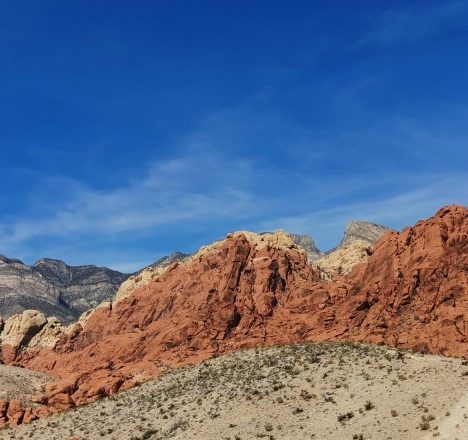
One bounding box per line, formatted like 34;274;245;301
0;150;259;251
1;75;467;271
356;1;468;47
259;173;468;250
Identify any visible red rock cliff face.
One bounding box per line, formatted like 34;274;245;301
334;205;467;354
1;205;466;427
15;232;321;383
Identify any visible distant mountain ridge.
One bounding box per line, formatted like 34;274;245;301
289;234;322;260
0;256;128;323
263;221;391;260
0;221;390;323
141;252;190;273
339;220;392;248
313;220;393;278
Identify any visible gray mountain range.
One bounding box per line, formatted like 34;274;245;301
0;256;128;323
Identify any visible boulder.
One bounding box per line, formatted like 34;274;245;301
6;399;24;427
0;310;47;362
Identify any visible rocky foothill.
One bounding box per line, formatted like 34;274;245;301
0;205;466;430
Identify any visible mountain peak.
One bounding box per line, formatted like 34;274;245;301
289;233;321;260
340;220;392;248
259;231;321;261
0;254;26;266
33;257;69;269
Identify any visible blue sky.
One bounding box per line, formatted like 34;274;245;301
1;0;467;272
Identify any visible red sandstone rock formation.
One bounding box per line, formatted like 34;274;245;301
334;204;467;354
0;205;466;428
0;400;24;428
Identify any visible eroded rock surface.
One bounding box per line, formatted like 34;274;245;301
0;205;466;428
313;220;391;279
0;310;48;363
314;240;373;279
343;205;467;355
115;252;188;304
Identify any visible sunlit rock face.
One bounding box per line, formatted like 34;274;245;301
339;220;392;248
313;220;392;279
0;206;466;429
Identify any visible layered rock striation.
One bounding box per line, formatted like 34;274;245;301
0;257;128;323
0;205;466;428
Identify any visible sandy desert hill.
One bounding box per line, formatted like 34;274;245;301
2;343;467;440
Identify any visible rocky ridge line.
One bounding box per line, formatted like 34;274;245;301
0;206;465;429
0;257;128;323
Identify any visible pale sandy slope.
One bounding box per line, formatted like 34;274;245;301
0;364;53;405
2;343;468;440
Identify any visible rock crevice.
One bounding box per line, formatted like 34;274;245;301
0;205;466;428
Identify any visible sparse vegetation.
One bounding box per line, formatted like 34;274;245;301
1;342;466;439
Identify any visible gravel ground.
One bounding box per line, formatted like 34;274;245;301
1;342;468;440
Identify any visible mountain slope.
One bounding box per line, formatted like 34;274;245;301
344;205;467;353
0;257;128;323
115;252;189;304
3;343;467;439
290;233;322;260
0;205;466;428
339;220;392;248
